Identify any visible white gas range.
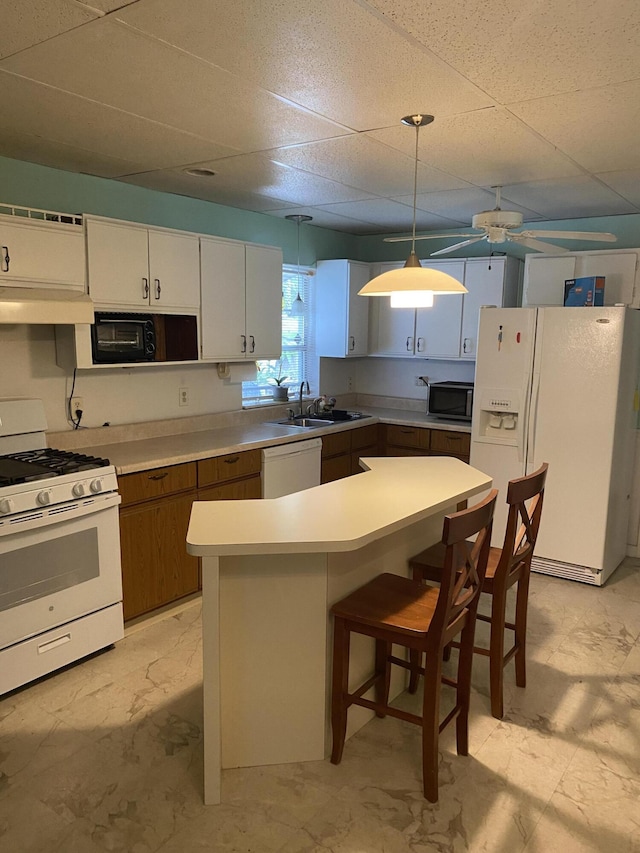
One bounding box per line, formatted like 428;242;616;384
0;398;124;695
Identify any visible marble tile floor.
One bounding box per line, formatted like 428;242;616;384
2;559;640;852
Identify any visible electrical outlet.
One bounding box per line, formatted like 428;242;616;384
346;376;353;392
71;396;83;414
179;386;189;407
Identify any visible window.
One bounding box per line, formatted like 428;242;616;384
242;264;317;402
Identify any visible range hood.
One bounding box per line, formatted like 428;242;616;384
0;287;94;325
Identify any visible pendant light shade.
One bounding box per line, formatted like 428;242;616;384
285;214;312;315
358;114;467;306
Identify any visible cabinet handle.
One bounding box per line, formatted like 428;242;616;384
148;472;169;481
249;335;255;353
447;435;462;442
401;429;413;434
463;337;472;354
349;335;355;351
1;246;9;272
241;335;247;353
417;337;425;352
154;278;161;300
142;277;149;299
406;336;412;351
224;456;239;464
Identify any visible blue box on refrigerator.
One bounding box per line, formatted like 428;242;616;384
563;276;605;306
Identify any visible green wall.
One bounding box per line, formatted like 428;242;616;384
1;154;638;265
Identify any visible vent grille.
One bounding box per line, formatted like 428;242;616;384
531;556;601;585
0;202;83;227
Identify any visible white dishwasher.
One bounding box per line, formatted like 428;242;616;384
262;438;322;498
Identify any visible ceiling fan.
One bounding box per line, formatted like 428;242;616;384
384;187;617;256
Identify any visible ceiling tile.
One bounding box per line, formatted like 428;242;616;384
264;135;469;197
402;187;544;222
113;0;494;129
596;171;640;209
0;128;145;178
367;108;583;186
1;18;350;151
169;153;378;207
499;177;637;219
118;170;293;211
365;0;640;102
0;71;238;170
265;207;378;234
510;81;640;173
79;1;137;10
0;0;98;60
313;198;461;233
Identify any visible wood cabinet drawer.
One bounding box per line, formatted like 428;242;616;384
198;449;262;487
350;423;379;451
321;454;352;484
384;424;430;451
429;430;471;456
321;431;352;458
199;475;262;501
119;462;197;506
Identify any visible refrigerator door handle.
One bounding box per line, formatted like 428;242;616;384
527;375;541;467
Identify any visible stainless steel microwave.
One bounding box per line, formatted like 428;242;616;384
427;381;474;421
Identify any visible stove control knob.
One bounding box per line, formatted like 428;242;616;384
0;498;15;514
36;490;52;506
72;482;86;498
89;478;103;494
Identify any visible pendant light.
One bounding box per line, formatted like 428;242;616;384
358;114;467;307
285;214;312;315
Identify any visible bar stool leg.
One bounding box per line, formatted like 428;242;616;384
408;649;421;694
489;588;507;720
514;572;531;689
421;650;443;803
374;639;391;716
330;617;351;764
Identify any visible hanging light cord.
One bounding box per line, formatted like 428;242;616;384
411;116;420;255
296;218;302;300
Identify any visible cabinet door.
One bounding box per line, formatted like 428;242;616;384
245;244;283;359
119;492;199;620
460;258;506;360
522;255;577;306
368;264;416;356
347;262;370;356
148;229;200;311
415;260;465;358
200;237;246;360
0;220;85;290
86;219;150;307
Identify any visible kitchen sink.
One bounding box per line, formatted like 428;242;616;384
270;417;336;429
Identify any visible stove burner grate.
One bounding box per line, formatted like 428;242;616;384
0;448;111;486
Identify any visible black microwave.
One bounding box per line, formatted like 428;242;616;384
90;313;199;364
427;381;474;421
91;312;156;363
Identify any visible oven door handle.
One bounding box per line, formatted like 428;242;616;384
0;492;121;538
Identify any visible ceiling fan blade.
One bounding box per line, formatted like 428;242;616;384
429;235;487;256
508;234;571;253
384;232;470;243
520;229;617;243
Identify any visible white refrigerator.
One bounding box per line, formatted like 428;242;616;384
470;306;640;585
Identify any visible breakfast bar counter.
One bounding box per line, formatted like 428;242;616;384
187;456;491;804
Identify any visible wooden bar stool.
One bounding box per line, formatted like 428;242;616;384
408;463;548;719
330;490;497;803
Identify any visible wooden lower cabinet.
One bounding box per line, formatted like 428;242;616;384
321;423;380;483
383;423;470;463
119;462;199;620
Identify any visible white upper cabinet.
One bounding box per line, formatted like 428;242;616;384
86;219;200;311
522;249;639;308
315;260;370;357
369;256;520;360
459;257;520;359
200;236;282;361
0;218;85;290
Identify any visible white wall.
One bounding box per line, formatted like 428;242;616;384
353;356;475;403
0;324;241;432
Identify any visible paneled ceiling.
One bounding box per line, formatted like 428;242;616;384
1;0;639;236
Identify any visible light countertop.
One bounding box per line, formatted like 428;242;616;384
55;407;471;476
187;456;490;556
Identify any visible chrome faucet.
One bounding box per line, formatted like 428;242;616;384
306;397;323;415
299;380;310;415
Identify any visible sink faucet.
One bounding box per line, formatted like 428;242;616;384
299;380;310;415
306;397;323;415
